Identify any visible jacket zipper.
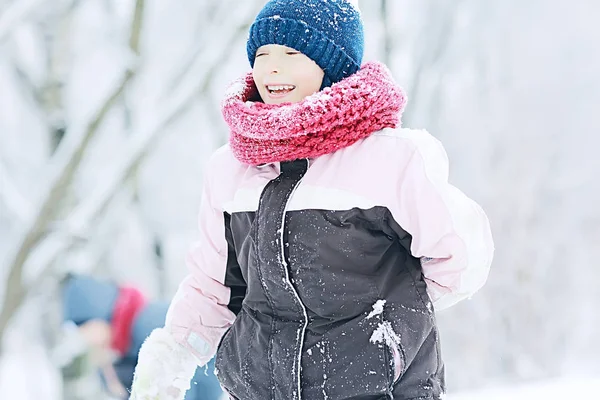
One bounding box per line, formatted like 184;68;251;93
278;159;309;400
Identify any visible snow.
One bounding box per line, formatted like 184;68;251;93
10;24;46;87
450;378;600;400
1;344;597;400
0;302;63;400
0;345;63;400
0;161;32;222
369;321;401;349
365;299;386;319
0;0;45;42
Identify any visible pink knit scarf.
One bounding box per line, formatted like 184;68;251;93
222;62;407;165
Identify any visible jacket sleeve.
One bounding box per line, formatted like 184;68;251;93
394;130;494;311
164;154;239;365
130;153;240;399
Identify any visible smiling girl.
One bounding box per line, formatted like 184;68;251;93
129;1;494;399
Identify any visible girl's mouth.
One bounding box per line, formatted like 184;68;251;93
266;85;296;98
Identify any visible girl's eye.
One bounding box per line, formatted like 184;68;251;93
286;51;300;55
255;53;267;58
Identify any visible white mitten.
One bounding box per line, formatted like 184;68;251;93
129;328;199;400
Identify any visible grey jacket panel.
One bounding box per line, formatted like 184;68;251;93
215;160;444;400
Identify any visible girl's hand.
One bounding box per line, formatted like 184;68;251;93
129;328;198;400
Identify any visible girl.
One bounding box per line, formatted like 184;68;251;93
130;1;494;399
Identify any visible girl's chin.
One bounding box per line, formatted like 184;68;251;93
266;98;299;105
266;92;297;104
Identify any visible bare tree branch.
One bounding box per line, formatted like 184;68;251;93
15;0;258;309
0;0;255;347
0;77;130;351
0;0;146;351
123;0;146;197
128;0;145;55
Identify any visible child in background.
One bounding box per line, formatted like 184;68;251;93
130;0;494;399
59;275;223;399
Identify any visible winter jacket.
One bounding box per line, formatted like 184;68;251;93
165;127;494;400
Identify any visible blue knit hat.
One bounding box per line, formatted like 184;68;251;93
247;0;364;88
62;275;119;325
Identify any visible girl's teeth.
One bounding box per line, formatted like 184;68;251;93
268;85;295;91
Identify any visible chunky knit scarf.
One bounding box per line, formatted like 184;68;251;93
222;62;407;165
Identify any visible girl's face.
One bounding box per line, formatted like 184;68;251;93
252;44;325;105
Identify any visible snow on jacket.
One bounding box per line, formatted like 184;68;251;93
165;127;494;400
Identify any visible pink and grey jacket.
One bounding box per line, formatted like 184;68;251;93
165;127;494;400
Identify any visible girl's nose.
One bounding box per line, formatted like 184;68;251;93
265;55;282;74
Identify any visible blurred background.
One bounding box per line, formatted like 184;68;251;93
1;0;599;398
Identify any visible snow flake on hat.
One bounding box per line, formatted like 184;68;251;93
345;0;361;13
